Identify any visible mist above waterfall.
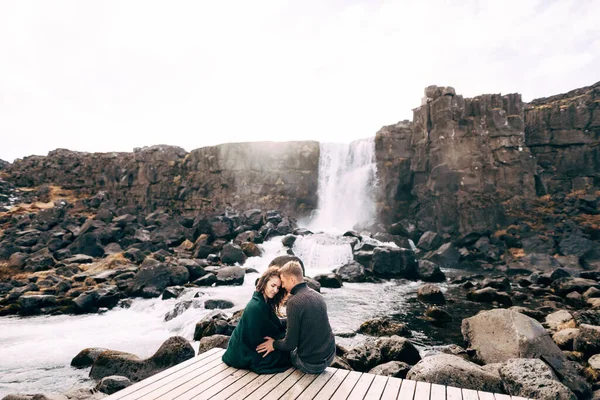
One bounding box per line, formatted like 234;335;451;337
307;138;377;233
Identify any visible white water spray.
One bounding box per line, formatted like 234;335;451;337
308;138;377;233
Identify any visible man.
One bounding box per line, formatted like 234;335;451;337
256;260;335;374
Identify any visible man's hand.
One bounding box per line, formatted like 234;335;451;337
256;337;275;358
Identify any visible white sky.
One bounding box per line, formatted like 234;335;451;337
1;0;599;162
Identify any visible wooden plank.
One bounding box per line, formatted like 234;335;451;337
312;369;350;400
260;369;306;400
461;389;479;400
243;368;300;400
208;371;261;400
511;397;530;400
363;375;388;399
414;381;431;400
380;377;402;400
172;366;249;400
398;379;416;400
277;372;319;400
145;361;230;400
430;384;445;400
492;395;511;400
446;386;462;400
477;391;495;400
330;370;362;400
347;373;375;400
295;368;337;400
106;348;224;400
224;369;289;400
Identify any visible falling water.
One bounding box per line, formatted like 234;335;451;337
308;138;377;233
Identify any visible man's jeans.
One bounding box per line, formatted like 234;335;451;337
290;349;335;374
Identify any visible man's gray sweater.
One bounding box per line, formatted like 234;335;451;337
273;282;335;364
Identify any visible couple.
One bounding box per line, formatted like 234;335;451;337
222;259;336;374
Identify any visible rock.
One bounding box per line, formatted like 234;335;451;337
198;334;230;354
509;306;545;321
193;312;232;340
162;286;185;300
546;310;575;331
63;254;95;264
482;276;511;292
90;336;195;382
522;253;562;272
312;273;343;289
552;278;600;297
589;354;600;370
335;261;368;283
7;252;27;269
417;231;442;251
304;277;321;292
129;258;186;298
368;361;411;378
462;309;565;364
583;287;600;301
281;234;297;247
376;336;421;365
358;317;411;337
371;247;417;278
499;358;576;400
193;273;217;286
220;243;247;265
330;355;353;371
71;348;110;368
95;375;132;395
574;324;600;357
553;329;580;351
240;242;262;257
423;242;460;268
406;354;504;393
25;248;56;272
345;342;382;372
204;299;234;310
18;295;57;315
417;284;445;305
164;300;201;322
416;260;446;282
425;306;453;324
215;266;245;286
466;287;512;306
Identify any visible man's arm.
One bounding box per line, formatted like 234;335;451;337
272;300;301;352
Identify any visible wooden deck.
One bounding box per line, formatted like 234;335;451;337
105;347;533;400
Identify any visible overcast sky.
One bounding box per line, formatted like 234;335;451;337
0;0;598;162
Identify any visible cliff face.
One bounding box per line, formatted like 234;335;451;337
6;142;319;217
524;82;600;194
375;86;537;235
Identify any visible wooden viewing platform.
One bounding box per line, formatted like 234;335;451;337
105;347;534;400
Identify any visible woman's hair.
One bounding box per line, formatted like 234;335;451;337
255;266;286;313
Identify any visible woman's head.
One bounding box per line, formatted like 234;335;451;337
256;267;286;310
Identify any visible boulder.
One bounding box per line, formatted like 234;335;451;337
215;266;245;286
589;354;600;371
345;342;382;372
416;260;446;282
204;299;234;310
312;273;343;289
466;287;512;306
406;354;504;393
417;231;442;251
193;312;232;340
129;259;181;298
368;361;411;378
193;273;217;287
281;234;297;247
90;336;195;382
574;324;600;357
552;278;600;297
240;242;262;258
423;242;460;268
162;286;185;300
371;247;417;278
71;348;111;368
462;309;565;364
358;317;411;337
25;248;56;272
220;243;247;265
417;284;445;305
335;261;369;283
376;335;421;365
164;300;201;322
95;375;132;395
198;334;230;354
553;329;580;351
546;310;575;331
425;306;453;324
499;358;576;400
17;295;57;315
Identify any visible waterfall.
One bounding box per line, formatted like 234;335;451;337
308;138;377;233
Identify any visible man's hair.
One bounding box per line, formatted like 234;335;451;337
269;255;305;276
279;261;304;281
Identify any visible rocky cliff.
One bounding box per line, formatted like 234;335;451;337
524;81;600;194
6;142;320;217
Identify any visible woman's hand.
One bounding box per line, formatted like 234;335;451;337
256;337;275;358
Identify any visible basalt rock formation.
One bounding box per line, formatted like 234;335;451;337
6;142;319;217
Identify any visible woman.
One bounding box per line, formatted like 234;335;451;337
222;267;291;373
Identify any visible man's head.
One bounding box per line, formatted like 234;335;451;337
278;260;304;292
268;255;305;276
